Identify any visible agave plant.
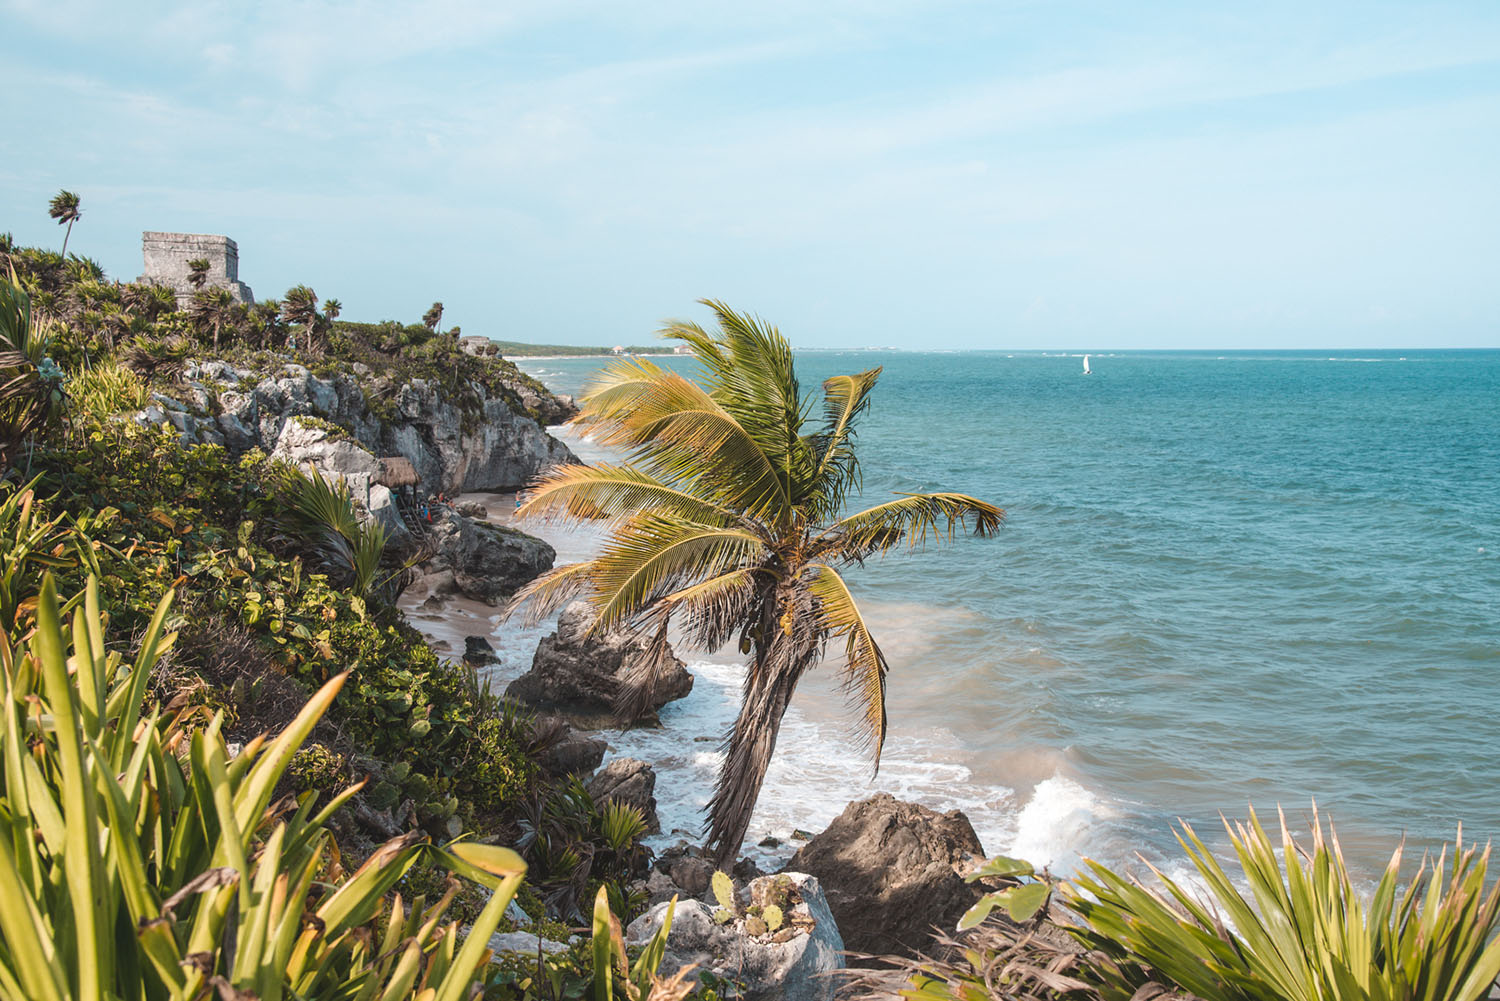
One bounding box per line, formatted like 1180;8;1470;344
1062;807;1500;1001
591;885;692;1001
0;271;63;467
0;573;526;1000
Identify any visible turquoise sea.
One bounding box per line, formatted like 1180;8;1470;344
513;349;1500;878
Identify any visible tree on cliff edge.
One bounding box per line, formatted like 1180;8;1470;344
47;190;81;258
510;300;1003;862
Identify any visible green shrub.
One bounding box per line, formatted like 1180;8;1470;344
67;360;149;418
1062;808;1500;1001
0;574;527;1000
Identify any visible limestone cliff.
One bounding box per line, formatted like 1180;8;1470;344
139;358;576;494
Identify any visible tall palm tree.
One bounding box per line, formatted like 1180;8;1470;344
281;285;319;351
190;288;235;349
423;301;443;332
47;190;81;257
512;301;1004;862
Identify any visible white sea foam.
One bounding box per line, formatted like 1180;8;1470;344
1005;776;1115;871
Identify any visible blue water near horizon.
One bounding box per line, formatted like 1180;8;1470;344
519;347;1500;876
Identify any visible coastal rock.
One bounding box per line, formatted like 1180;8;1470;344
140;354;577;495
786;793;987;960
586;758;660;834
425;510;555;604
506;602;693;722
270;417;381;478
463;635;499;664
486;931;570;957
535;717;607;777
625;873;843;1001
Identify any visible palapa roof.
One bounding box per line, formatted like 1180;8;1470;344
375;456;420;488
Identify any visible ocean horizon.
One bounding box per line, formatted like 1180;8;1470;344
478;347;1500;880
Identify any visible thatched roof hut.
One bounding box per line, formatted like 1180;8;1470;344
375;456;420;488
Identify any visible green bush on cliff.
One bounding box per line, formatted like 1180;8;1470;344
0;573;529;1001
25;414;537;826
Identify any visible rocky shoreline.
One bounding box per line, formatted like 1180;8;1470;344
398;487;1007;998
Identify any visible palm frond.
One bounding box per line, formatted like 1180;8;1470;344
517;462;739;527
613;619;682;723
659;567;761;652
693;300;828;509
575;359;791;522
808;367;882;518
586;515;766;634
658;318;728;368
819;491;1004;560
503;560;597;625
805;562;888;766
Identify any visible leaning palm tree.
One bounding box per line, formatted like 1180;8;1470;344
511;301;1003;862
47;190;81;257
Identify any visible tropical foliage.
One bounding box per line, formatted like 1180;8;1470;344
512;300;1002;860
276;461;397;601
1061;807;1500;1001
0;573;528;1000
0;272;63;466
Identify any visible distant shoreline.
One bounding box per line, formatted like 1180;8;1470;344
504;352;682;361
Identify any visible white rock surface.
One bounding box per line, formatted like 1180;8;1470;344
625;873;843;1001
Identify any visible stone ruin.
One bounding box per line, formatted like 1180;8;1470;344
136;231;254;306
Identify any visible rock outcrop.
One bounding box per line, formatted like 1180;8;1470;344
786;793;988;960
586;758;660;834
506;602;693;722
626;873;843;1001
419;509;556;605
463;635;499;665
139;359;575;494
534;717;607;778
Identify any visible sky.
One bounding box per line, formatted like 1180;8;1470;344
2;0;1497;350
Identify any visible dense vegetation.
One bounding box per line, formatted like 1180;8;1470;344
0;214;693;999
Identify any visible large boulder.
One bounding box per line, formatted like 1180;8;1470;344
626;873;842;1001
425;511;555;604
786;793;987;960
586;758;660;834
534;717;607;777
506;602;693;723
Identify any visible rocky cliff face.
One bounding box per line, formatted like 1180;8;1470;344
140;358;575;493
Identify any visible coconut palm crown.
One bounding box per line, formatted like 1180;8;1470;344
512;300;1003;862
47;189;81;257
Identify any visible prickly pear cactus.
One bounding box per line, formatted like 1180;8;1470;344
712;870;735;912
713;907;734;925
763;904;783;932
745;915;768;936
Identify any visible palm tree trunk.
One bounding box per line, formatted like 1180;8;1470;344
60;220;73;258
707;663;803;864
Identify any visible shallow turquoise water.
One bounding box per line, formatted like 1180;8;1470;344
521;349;1500;873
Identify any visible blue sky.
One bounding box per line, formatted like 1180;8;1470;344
2;0;1497;349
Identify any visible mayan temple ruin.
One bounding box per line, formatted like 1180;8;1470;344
136;231;255;306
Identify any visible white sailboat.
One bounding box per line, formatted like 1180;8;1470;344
1083;354;1091;375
